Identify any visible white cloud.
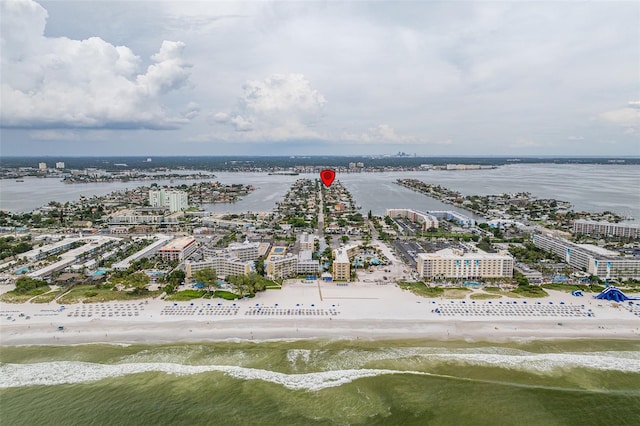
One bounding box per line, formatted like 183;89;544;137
213;73;326;141
230;115;253;132
342;124;418;144
212;112;230;123
600;107;640;131
181;102;200;120
0;0;192;130
514;138;543;148
567;135;584;141
28;129;108;141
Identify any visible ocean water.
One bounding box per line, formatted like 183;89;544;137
2;339;640;425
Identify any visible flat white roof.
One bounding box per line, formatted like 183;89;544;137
160;236;196;251
578;244;619;257
418;249;511;260
334;249;350;263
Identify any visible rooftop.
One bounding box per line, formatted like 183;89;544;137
160;236;195;251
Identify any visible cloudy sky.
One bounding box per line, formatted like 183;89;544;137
1;0;639;156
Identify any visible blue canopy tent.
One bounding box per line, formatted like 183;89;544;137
595;286;636;302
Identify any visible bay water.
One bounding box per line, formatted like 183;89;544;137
1;165;639;221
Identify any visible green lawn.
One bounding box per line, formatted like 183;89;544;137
165;290;206;301
57;285;162;304
213;290;242;300
397;282;444;298
31;290;62;303
0;286;51;303
443;288;471;299
483;286;503;294
509;285;549;298
542;283;604;293
470;292;502;300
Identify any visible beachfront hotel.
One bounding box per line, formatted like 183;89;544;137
265;254;298;279
186;240;260;279
158;237;197;261
332;248;351;281
532;233;640;280
573;219;639;239
416;249;514;279
185;255;253;279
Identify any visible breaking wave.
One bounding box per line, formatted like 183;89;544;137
2;348;639;390
0;362;415;391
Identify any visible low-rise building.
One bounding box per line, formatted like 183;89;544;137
428;211;475;227
112;235;174;271
296;250;320;275
532;233;640;280
573;219;639;239
386;209;439;230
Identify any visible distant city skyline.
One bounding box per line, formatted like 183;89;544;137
1;0;639;156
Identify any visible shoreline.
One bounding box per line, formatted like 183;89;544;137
2;285;639;347
2;318;639;347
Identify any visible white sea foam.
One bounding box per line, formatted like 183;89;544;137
0;362;409;391
286;349;312;367
285;347;640;375
2;350;639;390
425;352;640;373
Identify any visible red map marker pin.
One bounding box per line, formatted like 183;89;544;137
320;169;335;187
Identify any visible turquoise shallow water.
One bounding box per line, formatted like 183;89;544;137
1;339;640;425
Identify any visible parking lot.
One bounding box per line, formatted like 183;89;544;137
393;218;424;236
392;240;425;269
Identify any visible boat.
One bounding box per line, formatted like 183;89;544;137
15;179;24;182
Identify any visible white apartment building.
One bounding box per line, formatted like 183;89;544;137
386;209;439;230
429;211;475;227
149;188;189;212
38;162;47;170
296;250;321;275
191;240;261;279
573;219;639;239
112;235;174;271
417;249;514;279
203;241;260;262
532;233;640;280
55;162;65;169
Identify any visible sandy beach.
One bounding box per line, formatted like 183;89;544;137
2;282;639;346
